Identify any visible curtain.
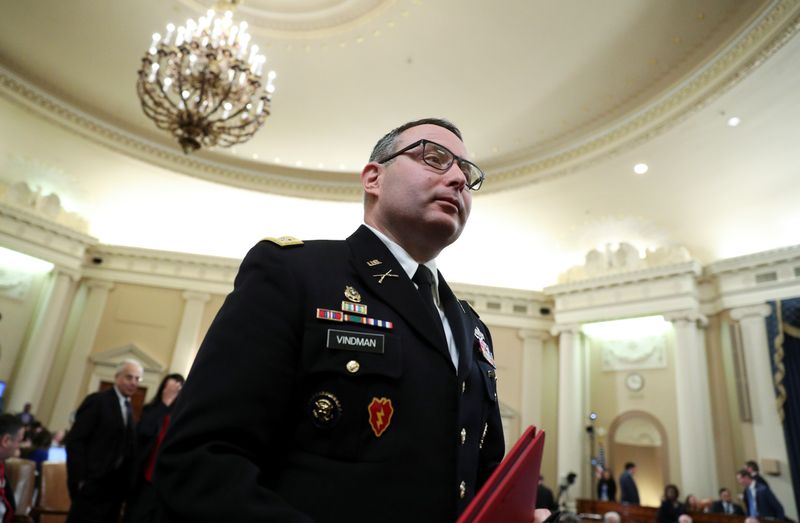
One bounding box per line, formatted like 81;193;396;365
766;298;800;514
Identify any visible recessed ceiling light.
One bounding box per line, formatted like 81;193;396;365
633;163;649;175
727;116;741;127
274;157;281;163
252;153;259;160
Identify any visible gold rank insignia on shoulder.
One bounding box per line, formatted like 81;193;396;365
262;235;304;247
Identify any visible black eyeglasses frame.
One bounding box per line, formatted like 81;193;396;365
376;139;485;191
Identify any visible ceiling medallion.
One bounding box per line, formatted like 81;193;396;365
136;1;277;153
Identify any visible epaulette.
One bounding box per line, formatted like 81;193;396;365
262;235;304;247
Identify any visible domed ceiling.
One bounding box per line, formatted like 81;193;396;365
0;0;798;289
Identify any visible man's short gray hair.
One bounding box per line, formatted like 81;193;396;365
115;359;143;376
603;511;621;523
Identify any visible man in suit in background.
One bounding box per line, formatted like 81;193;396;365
737;469;785;520
155;119;512;523
66;359;143;523
619;462;640;505
745;460;770;489
708;487;745;516
0;414;24;522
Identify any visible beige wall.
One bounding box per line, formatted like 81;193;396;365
586;331;681;496
92;283;183;364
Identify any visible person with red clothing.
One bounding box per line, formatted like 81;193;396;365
0;414;24;523
124;373;184;523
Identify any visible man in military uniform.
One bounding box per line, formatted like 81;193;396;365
155;118;504;522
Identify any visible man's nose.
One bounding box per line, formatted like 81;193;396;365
443;162;467;190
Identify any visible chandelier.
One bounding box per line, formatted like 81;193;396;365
136;6;276;154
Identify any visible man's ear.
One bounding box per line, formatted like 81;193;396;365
361;162;382;196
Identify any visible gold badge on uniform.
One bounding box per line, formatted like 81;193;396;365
372;269;399;284
309;391;342;428
367;397;394;437
344;286;362;303
366;259;382;267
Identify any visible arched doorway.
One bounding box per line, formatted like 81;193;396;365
608;410;670;507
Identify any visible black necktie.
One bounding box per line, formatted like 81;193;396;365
412;265;445;338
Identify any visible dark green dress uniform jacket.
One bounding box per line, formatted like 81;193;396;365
154;226;505;523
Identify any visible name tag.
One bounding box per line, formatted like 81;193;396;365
327;329;385;354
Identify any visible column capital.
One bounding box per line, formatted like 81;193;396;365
53;265;81;282
517;328;551;342
664;310;708;328
551;323;581;337
182;290;211;303
84;279;115;291
730;303;772;322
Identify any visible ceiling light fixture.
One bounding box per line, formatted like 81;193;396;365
633;163;649;175
727;116;741;127
136;1;276;154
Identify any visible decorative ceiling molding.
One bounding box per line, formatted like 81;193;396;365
0;201;96;274
0;66;361;202
176;0;395;38
0;1;798;201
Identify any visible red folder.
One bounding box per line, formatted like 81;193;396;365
457;425;546;523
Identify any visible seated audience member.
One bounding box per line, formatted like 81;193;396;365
25;428;52;471
684;494;701;512
0;414;25;522
603;511;621;523
744;518;759;523
708;487;745;515
678;515;693;523
597;467;617;502
536;475;557;511
125;373;185;523
657;484;688;523
737;469;785;520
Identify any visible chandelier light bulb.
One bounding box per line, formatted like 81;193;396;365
136;7;275;154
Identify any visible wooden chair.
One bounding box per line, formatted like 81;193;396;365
31;461;70;523
5;457;36;523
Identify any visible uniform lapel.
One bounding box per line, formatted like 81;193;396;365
346;226;449;358
438;272;474;379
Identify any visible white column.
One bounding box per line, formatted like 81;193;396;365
517;329;550;431
49;279;114;430
169;291;210;375
553;323;585;499
731;304;797;520
8;268;77;412
666;311;717;498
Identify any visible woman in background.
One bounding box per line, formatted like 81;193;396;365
124;373;184;523
657;484;688;523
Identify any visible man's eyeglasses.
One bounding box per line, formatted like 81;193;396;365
377;139;485;191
